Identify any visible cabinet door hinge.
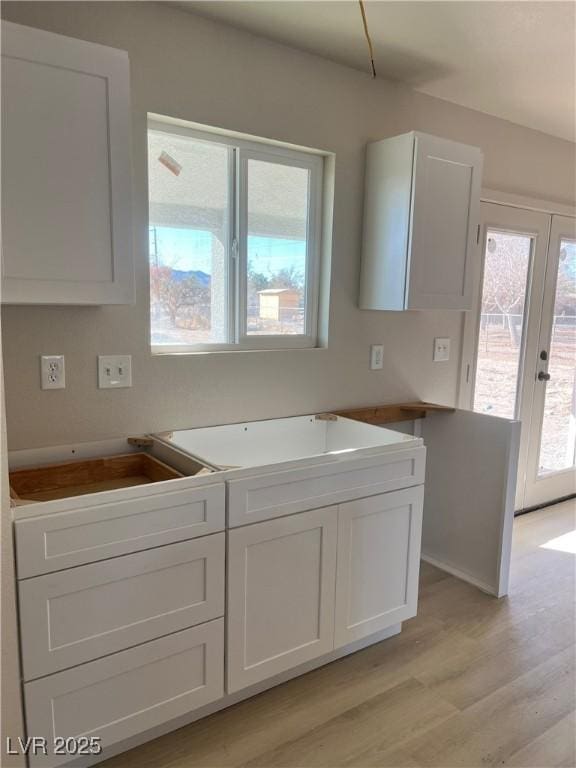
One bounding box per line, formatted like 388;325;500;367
476;224;480;244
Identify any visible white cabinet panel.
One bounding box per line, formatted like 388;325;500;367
19;534;225;680
334;487;424;647
227;447;425;526
360;131;483;311
227;507;337;693
420;409;520;597
408;133;482;310
15;481;225;578
24;619;224;767
1;21;133;304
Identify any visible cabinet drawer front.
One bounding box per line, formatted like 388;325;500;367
335;486;424;647
15;482;225;578
24;619;224;767
227;507;337;693
228;448;425;527
19;534;225;680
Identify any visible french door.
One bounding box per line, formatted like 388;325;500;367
460;202;576;511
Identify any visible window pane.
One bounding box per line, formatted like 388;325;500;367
246;159;309;336
473;231;532;418
538;239;576;475
148;131;230;346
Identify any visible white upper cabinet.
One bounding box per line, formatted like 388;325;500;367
359;131;483;311
1;22;134;305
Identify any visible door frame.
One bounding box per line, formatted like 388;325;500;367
458;193;576;511
523;215;576;508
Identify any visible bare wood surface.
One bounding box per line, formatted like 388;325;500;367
102;499;575;768
333;402;455;425
9;453;183;502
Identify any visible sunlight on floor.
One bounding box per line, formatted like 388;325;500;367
540;529;576;554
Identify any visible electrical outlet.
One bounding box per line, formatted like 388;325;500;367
433;338;451;362
98;355;132;389
370;344;384;370
40;355;65;389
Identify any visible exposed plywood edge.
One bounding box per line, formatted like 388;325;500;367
333;402;455;425
9;453;183;502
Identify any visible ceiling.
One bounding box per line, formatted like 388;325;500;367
173;1;576;142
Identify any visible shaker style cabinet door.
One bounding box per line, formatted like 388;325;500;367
408;133;482;310
1;21;133;304
227;506;338;693
334;486;424;647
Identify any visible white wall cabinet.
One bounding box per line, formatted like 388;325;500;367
227;506;338;693
334;486;423;647
1;22;133;305
359;131;483;311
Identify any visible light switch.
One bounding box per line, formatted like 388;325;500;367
433;338;451;362
40;355;65;389
370;344;384;370
98;355;132;388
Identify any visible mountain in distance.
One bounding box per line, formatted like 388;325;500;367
170;269;211;287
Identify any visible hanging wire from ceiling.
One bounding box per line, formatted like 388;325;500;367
358;0;377;78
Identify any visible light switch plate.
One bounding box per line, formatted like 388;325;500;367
98;355;132;389
370;344;384;370
433;338;451;362
40;355;65;389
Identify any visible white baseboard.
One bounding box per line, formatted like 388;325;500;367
421;553;499;596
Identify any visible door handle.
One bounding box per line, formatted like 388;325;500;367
538;371;551;381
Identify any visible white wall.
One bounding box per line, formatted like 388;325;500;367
2;1;575;450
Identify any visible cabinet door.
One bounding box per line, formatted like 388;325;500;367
408;133;483;310
334;486;423;648
227;507;337;693
1;21;133;305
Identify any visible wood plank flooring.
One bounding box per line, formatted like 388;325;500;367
104;500;576;768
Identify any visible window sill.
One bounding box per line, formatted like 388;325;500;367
151;343;327;356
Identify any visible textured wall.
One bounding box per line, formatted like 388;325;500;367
2;1;575;450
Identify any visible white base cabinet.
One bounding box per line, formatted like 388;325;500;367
334;486;423;647
11;426;426;766
227;507;338;693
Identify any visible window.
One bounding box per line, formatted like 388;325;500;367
147;118;324;352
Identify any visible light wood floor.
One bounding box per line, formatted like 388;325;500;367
105;500;576;768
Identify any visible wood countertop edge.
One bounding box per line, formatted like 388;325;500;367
330;401;455;425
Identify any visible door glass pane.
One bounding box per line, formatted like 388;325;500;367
473;231;532;418
246;159;309;336
538;238;576;475
148;131;230;346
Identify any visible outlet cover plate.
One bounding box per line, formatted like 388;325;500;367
433;338;451;362
98;355;132;389
40;355;65;389
370;344;384;370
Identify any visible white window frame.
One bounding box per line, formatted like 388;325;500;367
148;118;324;353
